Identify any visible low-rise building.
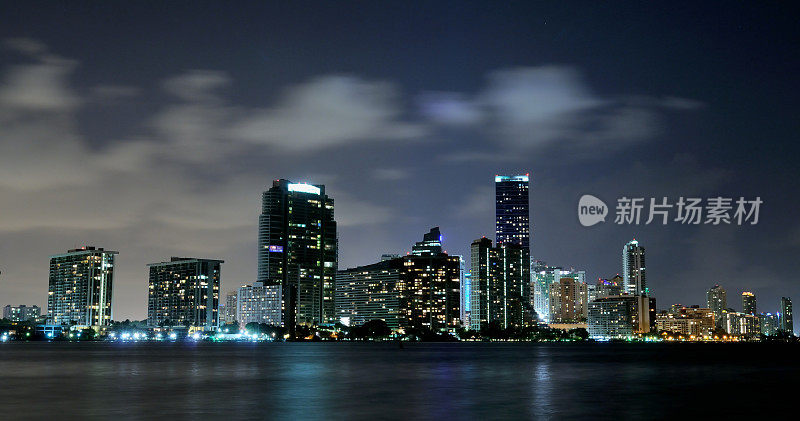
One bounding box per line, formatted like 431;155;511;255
3;305;41;322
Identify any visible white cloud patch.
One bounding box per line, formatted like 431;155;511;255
231;75;425;151
420;65;703;157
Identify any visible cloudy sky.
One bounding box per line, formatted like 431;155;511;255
1;2;798;322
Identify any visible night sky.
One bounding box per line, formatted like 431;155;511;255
1;2;798;324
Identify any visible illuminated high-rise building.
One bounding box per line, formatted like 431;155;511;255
741;291;756;315
622;239;646;296
759;313;779;336
237;282;283;328
335;228;461;332
470;237;531;330
257;179;338;328
147;257;223;331
548;277;588;323
532;263;585;323
495;174;530;249
779;297;793;334
48;247;117;328
707;285;727;328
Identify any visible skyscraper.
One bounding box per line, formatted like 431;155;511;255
147;257;223;331
780;297;793;334
707;285;727;328
336;228;461;333
548;277;588;323
257;179;338;328
469;237;531;330
531;263;586;323
48;247;117;328
401;228;462;332
495;174;530;249
622;239;646;296
741;291;756;315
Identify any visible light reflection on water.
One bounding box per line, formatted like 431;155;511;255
0;342;797;419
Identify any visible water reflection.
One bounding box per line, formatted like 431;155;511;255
0;342;798;419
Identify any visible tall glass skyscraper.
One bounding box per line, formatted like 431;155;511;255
780;296;793;334
622;239;647;296
495;174;530;249
741;291;756;315
48;247;116;328
469;237;531;330
258;179;338;328
707;284;727;328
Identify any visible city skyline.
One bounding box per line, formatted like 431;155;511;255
1;2;799;321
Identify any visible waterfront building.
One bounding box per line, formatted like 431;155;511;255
257;179;338;328
721;311;760;338
237;282;282;328
548;277;588;323
622;239;647;296
759;313;779;336
469;237;531;330
48;246;117;328
655;306;714;337
707;285;727;328
147;257;223;331
742;291;756;315
532;264;586;323
2;305;41;322
219;291;238;325
401;228;461;332
495;174;530;249
588;295;655;339
335;228;460;333
779;297;793;334
335;259;402;329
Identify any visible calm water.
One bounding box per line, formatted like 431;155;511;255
0;342;796;420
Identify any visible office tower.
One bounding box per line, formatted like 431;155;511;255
237;282;283;328
48;247;117;328
588;295;654;339
147;257;223;331
758;313;779;336
257;179;338;328
741;291;756;315
469;237;531;330
548;277;588;323
622;239;647;296
531;263;586;323
779;297;793;333
2;305;41;322
707;285;727;328
219;291;238;325
655;306;714;337
335;228;460;332
495;174;530;248
335;259;402;329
